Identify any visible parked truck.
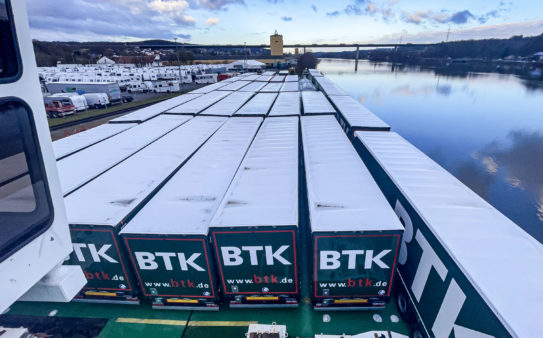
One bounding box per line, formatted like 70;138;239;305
45;82;122;104
44;100;76;118
44;94;87;112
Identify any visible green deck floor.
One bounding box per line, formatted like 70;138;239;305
4;297;409;337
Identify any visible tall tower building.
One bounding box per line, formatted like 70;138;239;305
270;30;283;56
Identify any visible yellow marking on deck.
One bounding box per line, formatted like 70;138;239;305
116;318;187;326
115;318;256;327
166;298;198;304
188;321;257;327
84;291;117;297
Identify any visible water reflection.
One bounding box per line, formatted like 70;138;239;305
479;130;543;193
318;59;543;243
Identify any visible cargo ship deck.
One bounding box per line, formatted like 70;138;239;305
3;296;410;337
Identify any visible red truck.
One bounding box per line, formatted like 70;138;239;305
45;100;76;118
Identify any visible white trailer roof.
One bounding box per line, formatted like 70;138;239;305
200;91;254;117
166;91;231;115
234;93;278;117
302;116;402;232
309;69;323;77
58;115;191;196
270;75;285;82
268;92;301;117
65;116;227;227
218;80;252;91
211;117;299;228
328;95;389;130
53;123;134;160
302;91;336;115
280;82;299;92
120;117;262;236
314;76;347;96
262;71;276;76
190;81;230;94
243;75;260;81
255;75;273;82
238;81;266;92
260;82;283;93
110;93;202;123
285;75;298;82
355;131;543;338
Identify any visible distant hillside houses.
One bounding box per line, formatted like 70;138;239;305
96;55;162;66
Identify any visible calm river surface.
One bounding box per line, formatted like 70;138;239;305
317;58;543;243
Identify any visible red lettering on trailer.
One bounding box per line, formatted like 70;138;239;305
71;228;133;292
314;234;401;298
213;230;298;295
123;237;215;298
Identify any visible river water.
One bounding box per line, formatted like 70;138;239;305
317;58;543;243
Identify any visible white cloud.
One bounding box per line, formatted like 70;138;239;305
367;20;543;43
205;17;220;26
148;0;189;12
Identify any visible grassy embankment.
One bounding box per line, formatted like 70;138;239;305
47;92;182;127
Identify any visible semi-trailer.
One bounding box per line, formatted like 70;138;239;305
328;95;390;138
268;92;301;117
285;75;298;82
190;81;230;94
45;82;122;104
199;91;254;117
64;116;227;303
270;75;285;82
209;117;300;308
165;91;231;116
57;115;191;196
256;75;273;82
308;69;323;78
217;80;252;91
120;117;262;310
234;93;278;117
243;75;260;81
353;131;543;337
260;82;283;93
109;93;201;123
238;82;267;93
301;91;336;115
313;76;347;97
53;123;135;160
280;82;299;92
300;116;403;310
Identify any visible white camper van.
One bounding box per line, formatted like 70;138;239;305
44;93;88;112
83;93;109;108
195;73;218;84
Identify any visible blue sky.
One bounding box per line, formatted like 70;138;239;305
26;0;543;43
